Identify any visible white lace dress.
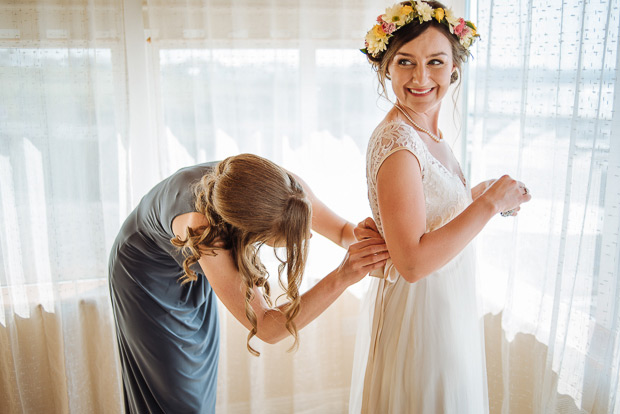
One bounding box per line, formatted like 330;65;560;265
349;120;489;414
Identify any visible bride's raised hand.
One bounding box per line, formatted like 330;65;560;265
480;175;531;216
335;238;389;286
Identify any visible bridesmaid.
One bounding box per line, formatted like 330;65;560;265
109;153;388;413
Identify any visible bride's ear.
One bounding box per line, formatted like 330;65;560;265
450;69;458;84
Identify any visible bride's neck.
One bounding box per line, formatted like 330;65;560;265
394;102;441;137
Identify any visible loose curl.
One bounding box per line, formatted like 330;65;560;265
171;154;311;356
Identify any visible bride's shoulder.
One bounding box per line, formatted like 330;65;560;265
368;118;422;152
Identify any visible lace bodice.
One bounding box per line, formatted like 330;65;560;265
366;120;471;236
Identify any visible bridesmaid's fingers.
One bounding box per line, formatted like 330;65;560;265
354;217;380;241
364;259;388;271
361;252;390;267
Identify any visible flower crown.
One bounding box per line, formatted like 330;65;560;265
362;1;479;59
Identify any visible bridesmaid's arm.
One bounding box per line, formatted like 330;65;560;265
290;173;357;248
173;212;388;345
197;239;386;344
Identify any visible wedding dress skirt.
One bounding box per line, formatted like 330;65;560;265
349;121;489;414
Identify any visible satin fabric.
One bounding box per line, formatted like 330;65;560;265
109;162;220;413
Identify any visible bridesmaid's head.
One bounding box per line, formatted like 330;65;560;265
182;153;311;356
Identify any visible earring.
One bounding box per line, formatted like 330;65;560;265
450;70;459;84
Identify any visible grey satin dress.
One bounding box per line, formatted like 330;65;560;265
108;162;220;413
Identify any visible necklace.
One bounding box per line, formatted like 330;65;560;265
394;103;443;143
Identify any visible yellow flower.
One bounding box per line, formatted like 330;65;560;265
372;24;387;39
434;8;445;22
365;24;389;56
466;21;478;36
400;5;414;23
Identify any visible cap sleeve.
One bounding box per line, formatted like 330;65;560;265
367;121;427;183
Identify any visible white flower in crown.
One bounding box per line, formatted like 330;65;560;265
460;36;473;48
460;29;476;48
414;0;434;22
444;8;460;29
383;4;410;28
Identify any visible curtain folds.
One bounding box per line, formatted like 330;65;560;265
468;0;620;412
0;0;386;412
2;0;620;413
0;0;127;411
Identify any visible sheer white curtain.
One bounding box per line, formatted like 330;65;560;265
0;0;391;412
10;0;618;413
467;0;620;412
0;0;127;412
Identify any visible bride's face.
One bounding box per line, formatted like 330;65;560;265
388;26;455;114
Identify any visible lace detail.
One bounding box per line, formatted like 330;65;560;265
366;120;471;236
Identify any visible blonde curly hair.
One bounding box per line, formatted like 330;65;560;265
171;153;311;356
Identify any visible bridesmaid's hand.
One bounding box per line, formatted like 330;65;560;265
335;238;389;286
354;217;382;241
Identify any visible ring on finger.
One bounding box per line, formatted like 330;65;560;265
500;209;516;217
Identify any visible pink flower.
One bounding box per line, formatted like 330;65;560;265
454;18;466;36
382;22;396;34
376;15;384;23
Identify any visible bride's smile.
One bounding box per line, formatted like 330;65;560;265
388;26;455;116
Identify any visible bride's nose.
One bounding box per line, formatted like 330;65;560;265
411;65;429;83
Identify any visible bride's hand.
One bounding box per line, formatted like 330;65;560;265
480;175;531;216
471;179;496;200
335;238;389;286
354;217;382;241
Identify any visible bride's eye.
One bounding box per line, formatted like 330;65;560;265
428;59;444;66
398;58;413;66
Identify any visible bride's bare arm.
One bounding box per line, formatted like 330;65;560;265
377;150;530;283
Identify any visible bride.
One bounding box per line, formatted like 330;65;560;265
349;1;531;413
